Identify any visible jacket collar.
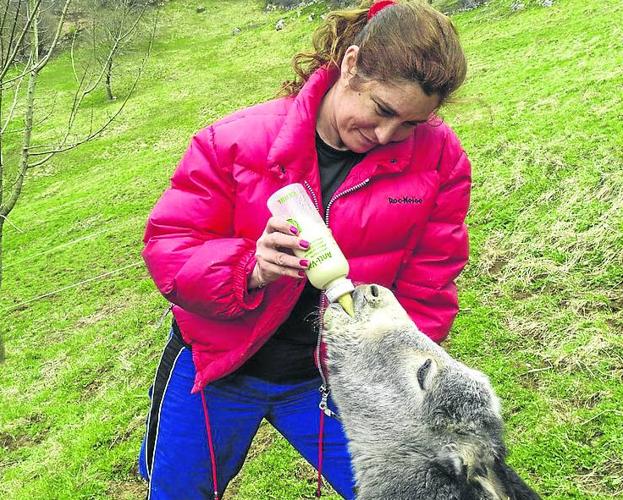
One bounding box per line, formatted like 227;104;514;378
267;65;418;182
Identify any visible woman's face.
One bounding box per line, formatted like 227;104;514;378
320;46;441;153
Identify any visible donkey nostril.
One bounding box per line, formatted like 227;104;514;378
370;285;379;298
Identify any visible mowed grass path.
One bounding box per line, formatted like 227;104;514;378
0;0;621;498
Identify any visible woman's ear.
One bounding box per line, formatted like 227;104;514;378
340;45;360;83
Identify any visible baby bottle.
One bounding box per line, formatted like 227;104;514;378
267;183;355;317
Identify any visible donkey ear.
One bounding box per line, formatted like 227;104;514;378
437;443;467;476
436;444;467;480
493;457;541;500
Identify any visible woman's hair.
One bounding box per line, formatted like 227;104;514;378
280;0;467;107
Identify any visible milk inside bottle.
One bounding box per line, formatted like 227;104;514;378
267;183;355;316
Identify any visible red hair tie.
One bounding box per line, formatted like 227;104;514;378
367;0;396;21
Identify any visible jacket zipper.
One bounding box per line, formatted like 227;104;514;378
304;179;370;415
303;180;321;217
324;178;370;226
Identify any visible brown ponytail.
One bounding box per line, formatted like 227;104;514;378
280;0;467;107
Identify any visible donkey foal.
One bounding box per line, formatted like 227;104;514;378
322;284;540;500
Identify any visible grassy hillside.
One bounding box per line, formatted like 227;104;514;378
1;0;621;498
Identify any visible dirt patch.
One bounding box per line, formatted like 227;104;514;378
106;473;147;500
0;431;36;451
575;452;623;497
0;412;50;451
488;255;508;276
75;302;127;328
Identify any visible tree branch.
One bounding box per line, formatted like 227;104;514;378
4;94;58;137
0;78;4;212
0;0;12;67
31;0;73;74
26;19;156;165
0;214;24;233
0;0;39;219
1;56;31;135
0;0;42;81
2;0;24;70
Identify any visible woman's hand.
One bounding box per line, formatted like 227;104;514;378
248;216;310;290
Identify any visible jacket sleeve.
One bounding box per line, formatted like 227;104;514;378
142;126;265;319
393;132;471;343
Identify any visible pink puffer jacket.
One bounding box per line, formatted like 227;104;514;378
142;65;471;393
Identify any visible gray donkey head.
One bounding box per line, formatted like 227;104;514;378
322;284;540;500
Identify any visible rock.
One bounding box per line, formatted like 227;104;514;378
232;27;241;35
462;0;486;9
275;19;285;31
436;0;486;14
266;0;299;7
540;0;553;6
510;1;525;11
196;6;205;13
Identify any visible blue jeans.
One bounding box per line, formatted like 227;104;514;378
138;332;356;499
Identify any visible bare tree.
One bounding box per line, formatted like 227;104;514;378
0;0;156;360
80;0;153;100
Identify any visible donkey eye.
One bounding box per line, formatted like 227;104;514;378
417;358;433;390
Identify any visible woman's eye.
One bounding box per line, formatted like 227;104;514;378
376;105;392;117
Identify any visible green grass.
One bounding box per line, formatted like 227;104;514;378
1;0;621;498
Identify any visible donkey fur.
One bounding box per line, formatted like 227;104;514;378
322;284;540;500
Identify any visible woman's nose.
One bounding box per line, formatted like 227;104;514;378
375;122;400;145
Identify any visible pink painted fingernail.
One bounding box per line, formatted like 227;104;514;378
299;240;309;249
300;259;309;267
290;226;299;235
298;270;306;277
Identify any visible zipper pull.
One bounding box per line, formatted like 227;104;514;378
318;384;340;420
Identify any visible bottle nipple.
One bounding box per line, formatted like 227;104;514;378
337;292;355;318
325;277;355;317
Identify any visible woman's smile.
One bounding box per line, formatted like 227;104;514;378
358;130;377;148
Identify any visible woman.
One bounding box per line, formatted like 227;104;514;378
138;1;471;498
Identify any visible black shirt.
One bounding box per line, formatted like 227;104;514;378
316;131;365;210
175;132;364;383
